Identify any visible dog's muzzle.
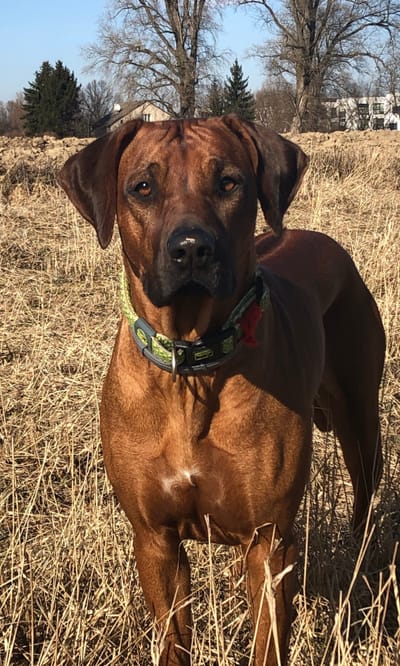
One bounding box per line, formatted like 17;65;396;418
144;225;235;306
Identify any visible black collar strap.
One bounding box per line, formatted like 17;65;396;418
119;268;269;380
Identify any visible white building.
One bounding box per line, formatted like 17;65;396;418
325;94;400;131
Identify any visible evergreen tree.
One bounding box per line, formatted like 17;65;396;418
23;61;81;137
23;61;53;136
224;59;256;121
205;77;226;116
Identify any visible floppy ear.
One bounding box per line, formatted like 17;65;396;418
223;115;309;235
57;119;143;248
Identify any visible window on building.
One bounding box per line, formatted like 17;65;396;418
372;103;384;114
358;103;369;117
393;106;400;115
389;122;398;130
330;107;337;118
373;117;384;130
142;113;152;121
358;118;369;130
338;110;346;129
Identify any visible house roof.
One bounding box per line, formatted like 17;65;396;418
93;101;141;130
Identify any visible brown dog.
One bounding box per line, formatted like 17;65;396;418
58;116;385;665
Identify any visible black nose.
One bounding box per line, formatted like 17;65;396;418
167;228;216;269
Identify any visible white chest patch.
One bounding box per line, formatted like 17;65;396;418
161;468;198;495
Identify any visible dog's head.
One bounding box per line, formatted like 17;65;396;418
58;116;308;308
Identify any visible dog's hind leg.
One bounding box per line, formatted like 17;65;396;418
319;291;385;532
318;384;383;532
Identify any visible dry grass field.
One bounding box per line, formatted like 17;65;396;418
0;129;399;665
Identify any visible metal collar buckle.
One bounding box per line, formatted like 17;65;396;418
171;344;178;382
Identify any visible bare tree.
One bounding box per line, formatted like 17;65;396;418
254;80;295;131
234;0;400;132
8;96;25;135
84;0;221;117
0;103;8;135
0;94;25;136
80;80;114;133
375;34;400;106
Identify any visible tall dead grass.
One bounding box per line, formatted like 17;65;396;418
0;131;399;665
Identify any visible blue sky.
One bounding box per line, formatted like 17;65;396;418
0;1;266;103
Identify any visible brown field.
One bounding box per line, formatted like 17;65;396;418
0;130;399;665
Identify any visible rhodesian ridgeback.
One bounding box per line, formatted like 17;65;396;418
58;116;385;665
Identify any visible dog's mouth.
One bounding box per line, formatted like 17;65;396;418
143;268;236;308
173;281;213;299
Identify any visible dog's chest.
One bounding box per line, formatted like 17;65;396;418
145;450;248;542
137;398;301;543
103;364;309;542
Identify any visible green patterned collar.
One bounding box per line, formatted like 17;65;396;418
120;268;269;380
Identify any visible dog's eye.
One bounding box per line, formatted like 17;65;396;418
219;176;237;193
134;181;152;197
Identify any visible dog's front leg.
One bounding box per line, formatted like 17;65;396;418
134;529;192;665
244;528;297;666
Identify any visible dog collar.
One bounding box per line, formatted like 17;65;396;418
119;268;269;379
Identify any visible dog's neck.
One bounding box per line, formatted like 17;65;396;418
151;287;220;340
120;258;270;379
124;260;256;342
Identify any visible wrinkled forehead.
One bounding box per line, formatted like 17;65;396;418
119;119;253;171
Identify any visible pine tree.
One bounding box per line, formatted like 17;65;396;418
23;61;53;136
224;59;256;121
23;61;81;137
206;78;226;116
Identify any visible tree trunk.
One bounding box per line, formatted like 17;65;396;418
291;0;317;132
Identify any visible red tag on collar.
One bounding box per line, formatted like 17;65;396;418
239;302;262;347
